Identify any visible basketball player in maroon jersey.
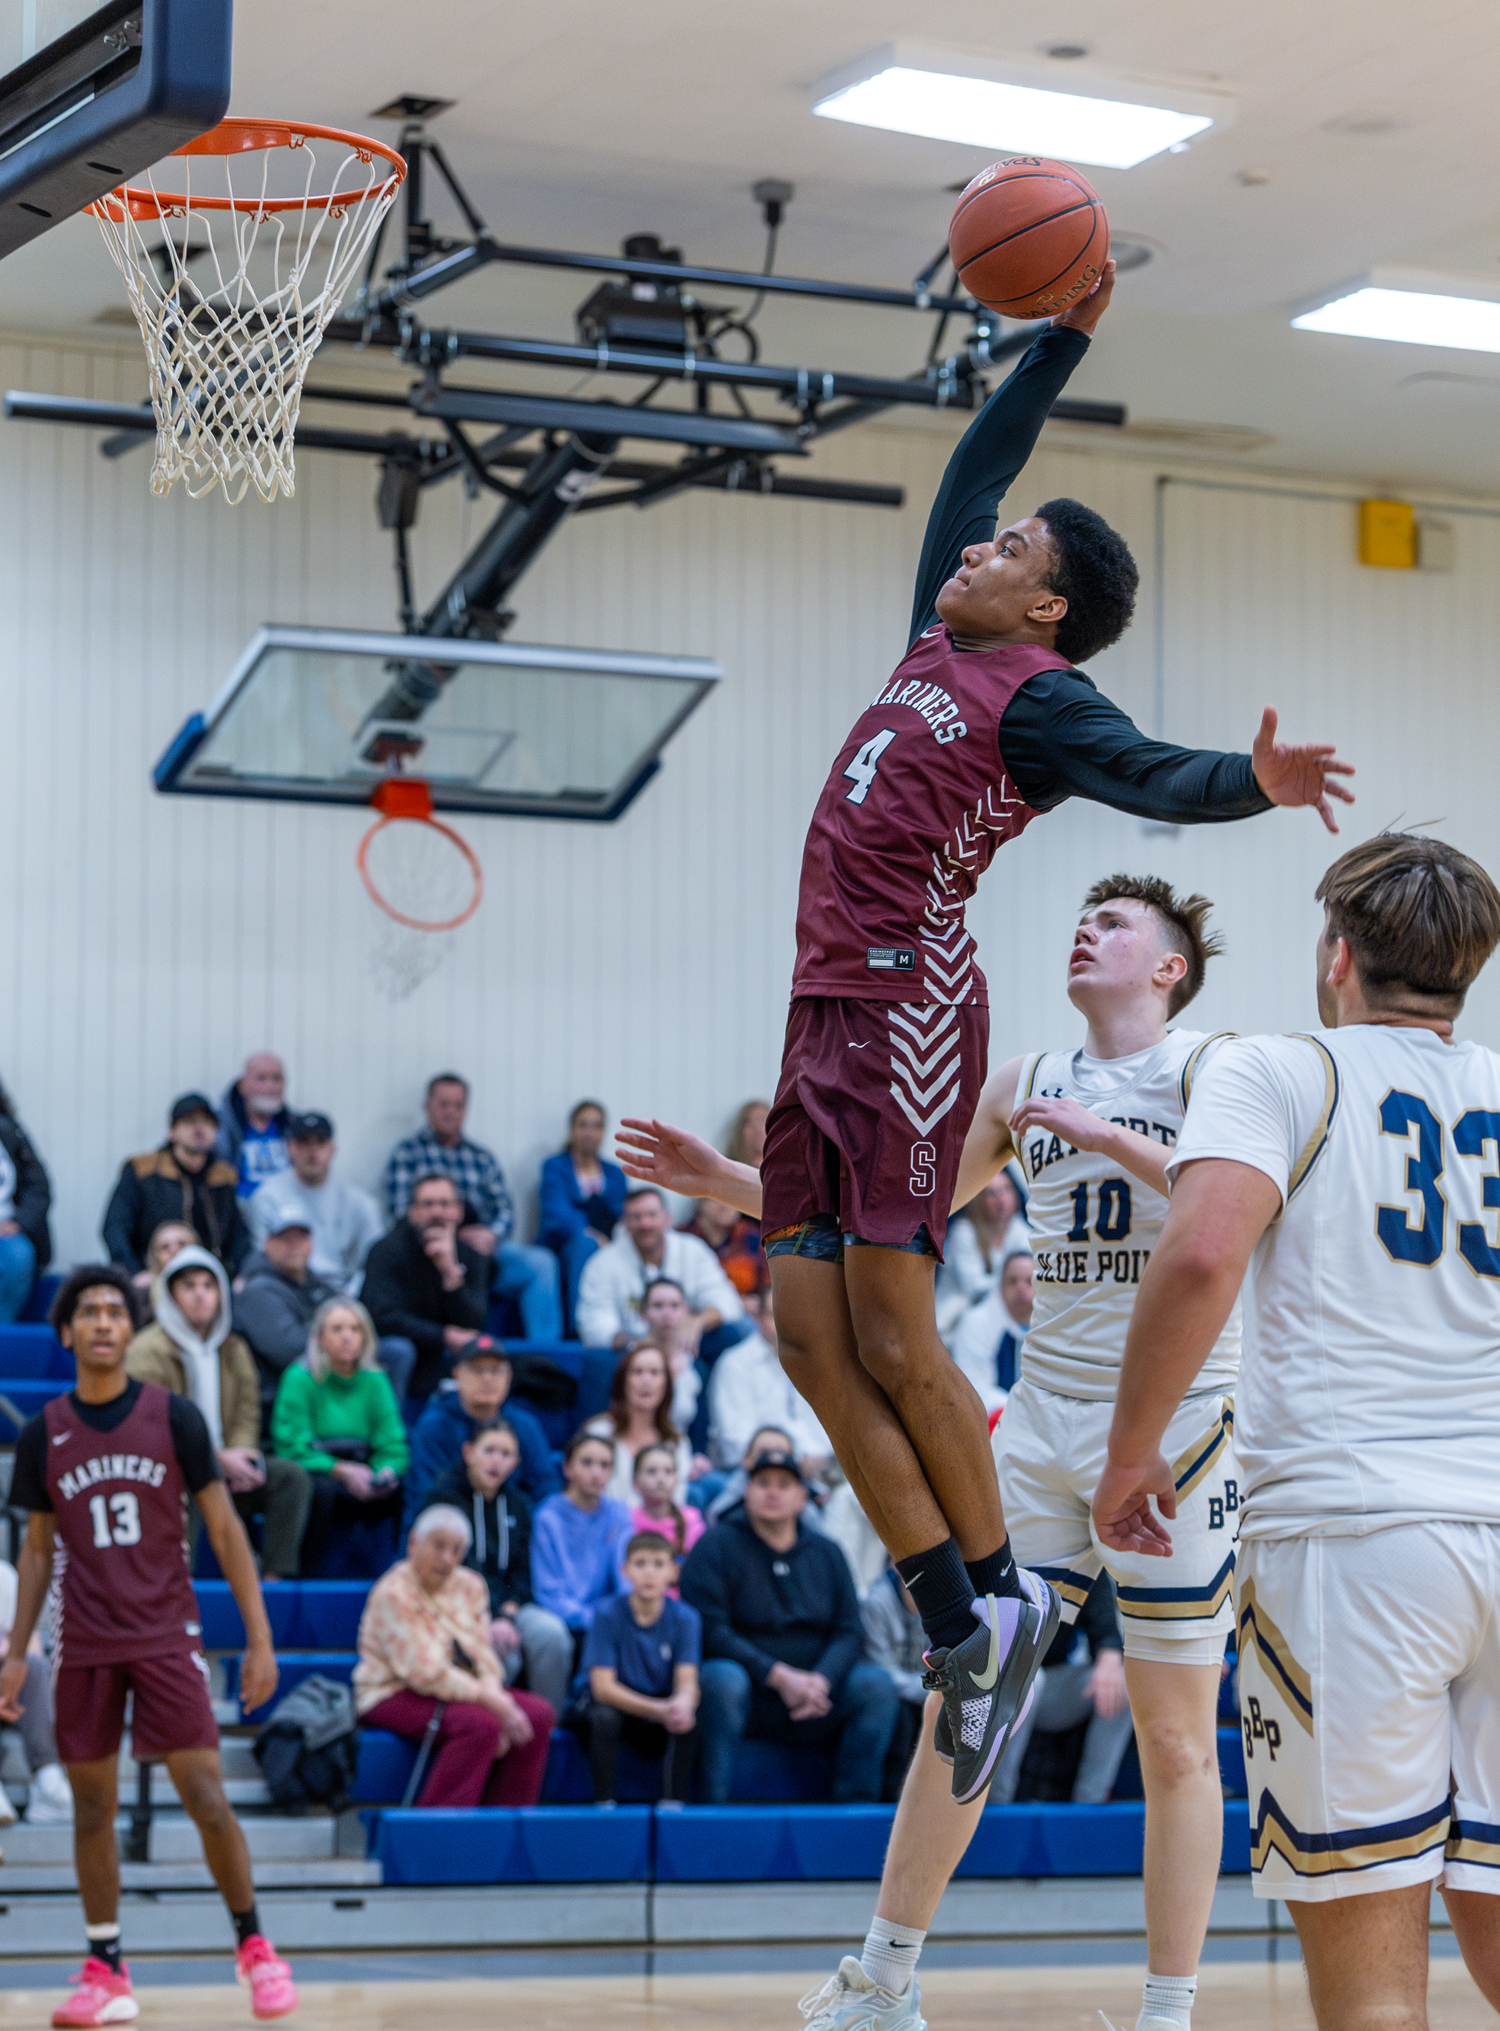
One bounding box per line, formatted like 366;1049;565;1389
754;261;1354;1801
0;1267;298;2025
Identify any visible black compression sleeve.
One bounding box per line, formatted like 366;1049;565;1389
909;325;1091;645
9;1416;51;1511
999;669;1272;823
167;1393;223;1494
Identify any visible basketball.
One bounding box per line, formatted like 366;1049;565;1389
948;156;1110;319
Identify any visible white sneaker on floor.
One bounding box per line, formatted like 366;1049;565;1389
26;1764;74;1824
799;1957;926;2030
0;1784;16;1825
1099;2015;1184;2031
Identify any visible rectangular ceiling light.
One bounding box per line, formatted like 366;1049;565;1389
813;66;1213;169
1293;286;1500;353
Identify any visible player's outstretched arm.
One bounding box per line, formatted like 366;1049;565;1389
906;266;1114;643
1092;1157;1278;1557
1009;1094;1170;1197
0;1512;55;1718
1250;706;1355;834
949;1059;1024;1211
198;1480;279;1715
615;1118;763;1220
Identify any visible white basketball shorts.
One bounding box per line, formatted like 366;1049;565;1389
993;1379;1238;1667
1237;1521;1500;1902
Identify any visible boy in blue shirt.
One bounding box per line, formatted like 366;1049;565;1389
577;1531;701;1803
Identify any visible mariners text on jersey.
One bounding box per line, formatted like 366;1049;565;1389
56;1454;169;1502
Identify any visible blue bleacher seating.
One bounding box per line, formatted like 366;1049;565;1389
194;1579;371;1651
371;1805;652;1885
363;1798;1253;1886
350;1730;418;1804
540;1722;833;1806
19;1276;60;1326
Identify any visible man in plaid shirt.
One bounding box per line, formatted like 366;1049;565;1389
384;1075;562;1342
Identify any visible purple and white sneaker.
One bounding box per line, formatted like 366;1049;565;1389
921;1571;1060;1802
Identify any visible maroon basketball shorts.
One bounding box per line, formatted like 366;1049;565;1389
54;1649;219;1765
762;995;988;1259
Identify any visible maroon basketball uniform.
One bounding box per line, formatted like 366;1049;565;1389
764;630;1069;1252
43;1381;218;1762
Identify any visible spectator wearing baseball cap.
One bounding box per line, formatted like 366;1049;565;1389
247;1113;385;1292
403;1335;560;1526
102;1092;249;1283
680;1449;898;1804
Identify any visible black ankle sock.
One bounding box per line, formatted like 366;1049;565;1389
965;1541;1021;1601
896;1538;976;1653
86;1926;122;1975
231;1905;261;1950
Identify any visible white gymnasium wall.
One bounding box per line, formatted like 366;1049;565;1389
2;332;1499;1268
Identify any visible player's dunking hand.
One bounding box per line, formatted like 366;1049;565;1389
1091;1454;1177;1559
1049;257;1115;338
1251;706;1356;834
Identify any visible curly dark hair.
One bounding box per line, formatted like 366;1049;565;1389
1080;874;1224;1017
49;1264;140;1335
1034;497;1139;665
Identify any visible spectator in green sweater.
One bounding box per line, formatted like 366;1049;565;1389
272;1298;409;1578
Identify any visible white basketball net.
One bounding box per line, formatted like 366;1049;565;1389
89;127;403;504
360;816;483;1001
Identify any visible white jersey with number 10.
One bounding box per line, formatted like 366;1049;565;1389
1169;1024;1500;1539
1013;1030;1241;1401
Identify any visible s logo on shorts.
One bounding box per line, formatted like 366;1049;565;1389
910;1141;937;1196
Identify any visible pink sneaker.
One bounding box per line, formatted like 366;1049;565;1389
51;1958;138;2026
236;1936;298;2020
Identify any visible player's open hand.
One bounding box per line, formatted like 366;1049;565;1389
1250;706;1355;834
1011;1092;1111;1155
239;1640;279;1717
1091;1454;1177;1558
1052;258;1115;337
616;1117;730;1199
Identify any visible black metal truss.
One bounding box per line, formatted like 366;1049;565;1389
4;106;1127;640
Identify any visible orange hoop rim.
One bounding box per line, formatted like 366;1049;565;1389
85;119;406;223
357;811;484;934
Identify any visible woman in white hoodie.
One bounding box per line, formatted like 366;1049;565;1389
125;1247;312;1579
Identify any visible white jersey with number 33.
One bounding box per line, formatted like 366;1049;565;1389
1169;1024;1500;1539
1014;1030;1241;1401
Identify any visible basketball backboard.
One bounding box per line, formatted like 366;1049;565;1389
0;0;231;259
154;626;723;822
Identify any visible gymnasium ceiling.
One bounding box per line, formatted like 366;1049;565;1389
7;0;1500;493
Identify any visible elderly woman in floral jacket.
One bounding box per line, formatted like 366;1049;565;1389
353;1505;554;1806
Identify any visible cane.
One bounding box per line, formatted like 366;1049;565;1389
400;1702;447;1809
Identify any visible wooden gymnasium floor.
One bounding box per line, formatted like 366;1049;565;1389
0;1954;1492;2030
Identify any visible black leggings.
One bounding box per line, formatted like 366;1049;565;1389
300;1472;404;1577
576;1698;698;1804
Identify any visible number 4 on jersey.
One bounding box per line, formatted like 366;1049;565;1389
844;728;897;805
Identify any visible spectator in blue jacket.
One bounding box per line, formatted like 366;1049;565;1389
531;1431;632;1636
403;1338;560;1526
539;1101;628;1333
680;1450;898;1804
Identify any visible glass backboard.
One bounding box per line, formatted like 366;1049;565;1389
0;0;231;259
154;626;724;822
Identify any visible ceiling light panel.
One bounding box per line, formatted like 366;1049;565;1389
811;46;1230;170
1294;286;1500;353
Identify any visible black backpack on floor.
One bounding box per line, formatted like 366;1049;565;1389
253;1675;361;1813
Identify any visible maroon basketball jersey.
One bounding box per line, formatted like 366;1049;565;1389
790;629;1070;1005
43;1382;203;1667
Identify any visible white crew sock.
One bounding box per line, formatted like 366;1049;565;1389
1139;1972;1197;2030
860;1919;926;1997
